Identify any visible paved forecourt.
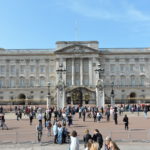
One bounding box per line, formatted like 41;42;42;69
0;111;150;148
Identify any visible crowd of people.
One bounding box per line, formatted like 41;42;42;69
0;103;149;149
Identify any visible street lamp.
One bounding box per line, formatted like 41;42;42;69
111;82;115;106
95;64;104;79
47;82;51;109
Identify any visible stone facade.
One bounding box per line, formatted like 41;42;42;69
0;41;150;105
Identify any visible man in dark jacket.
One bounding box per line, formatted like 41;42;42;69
123;114;129;130
83;129;92;148
92;129;103;150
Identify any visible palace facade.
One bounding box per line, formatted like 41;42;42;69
0;41;150;105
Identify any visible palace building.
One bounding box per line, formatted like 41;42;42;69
0;41;150;105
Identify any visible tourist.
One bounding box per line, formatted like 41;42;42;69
36;120;43;142
67;113;72;126
53;122;58;143
82;109;86;122
29;112;33;125
105;108;110;122
0;113;8;130
79;107;82;118
69;130;79;150
83;129;92;148
62;124;68;143
90;142;99;150
104;136;112;150
46;119;52;136
92;129;103;150
97;111;102;122
57;123;63;144
123;114;129;130
93;112;97;122
144;105;148;119
113;112;118;125
37;111;43;124
109;141;120;150
85;139;93;150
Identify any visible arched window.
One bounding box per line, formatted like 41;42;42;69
39;77;45;87
140;76;145;86
30;77;35;87
20;77;26;88
10;78;15;88
120;76;126;86
130;75;135;86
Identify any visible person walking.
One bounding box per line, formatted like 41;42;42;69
123;114;129;130
83;129;92;148
104;136;112;150
69;130;79;150
82;109;86;122
113;112;118;125
53;122;58;143
105;108;110;122
29;112;33;125
57;123;63;144
36;120;43;142
92;129;103;150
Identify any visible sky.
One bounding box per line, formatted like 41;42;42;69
0;0;150;49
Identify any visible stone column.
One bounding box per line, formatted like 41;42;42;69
89;58;93;86
80;58;83;86
72;59;75;86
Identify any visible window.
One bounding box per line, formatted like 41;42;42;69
0;66;5;75
10;78;15;88
140;64;145;73
30;77;35;87
0;79;4;88
39;77;45;87
30;65;35;73
110;64;115;73
131;76;135;86
40;65;45;73
10;65;16;75
120;76;126;86
140;76;145;86
130;64;134;72
120;64;125;73
20;77;26;87
20;65;25;74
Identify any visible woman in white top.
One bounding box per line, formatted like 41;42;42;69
70;130;79;150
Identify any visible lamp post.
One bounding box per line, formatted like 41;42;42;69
47;82;51;109
95;64;104;79
111;82;115;106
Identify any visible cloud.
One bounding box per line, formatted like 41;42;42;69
65;0;150;22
